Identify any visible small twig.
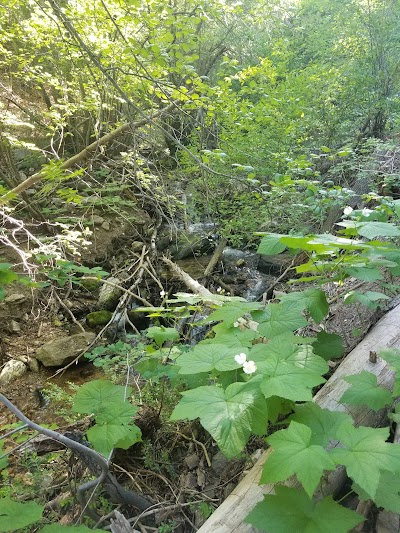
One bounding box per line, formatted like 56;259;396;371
0;393;110;519
264;256;298;297
82;276;152;307
176;431;212;467
53;290;85;333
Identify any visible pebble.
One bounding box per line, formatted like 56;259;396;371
0;360;27;385
9;320;21;334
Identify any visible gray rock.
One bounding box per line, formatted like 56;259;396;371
101;221;110;231
91;215;105;226
0;360;27;385
184;453;200;471
4;293;26;304
97;277;122;310
27;357;40;372
9;320;21;334
211;451;231;476
35;332;96;367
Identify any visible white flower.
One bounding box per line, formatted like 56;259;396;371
234;353;247;365
216;286;222;293
160;290;166;297
243;360;257;374
343;206;353;216
362;208;372;217
233;321;239;328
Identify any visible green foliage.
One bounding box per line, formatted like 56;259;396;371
72;380;141;456
330;424;400;498
340;371;392;411
84;340;136;372
170;378;268;459
261;421;336;497
246;486;364;533
146;326;180;347
313;331;344;360
0;263;32;301
0;498;43;531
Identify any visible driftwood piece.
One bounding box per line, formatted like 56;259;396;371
204;237;228;277
110;510;136;533
162;255;214;299
198;304;400;533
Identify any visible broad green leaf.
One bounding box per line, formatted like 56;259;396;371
344;290;390;309
245;486;364;533
357;222;400;239
146;326;179;347
280;235;315;250
207;301;262;327
289;403;352;447
345;266;383;281
211;322;258;347
330;423;400;497
266;396;295;423
88;419;141;457
73;380;131;414
257;234;287;255
283;344;328;376
261;421;335;496
312;331;344;360
0;264;18;285
177;343;245;374
255;302;308;338
280;289;329;323
354;470;400;513
257;355;325;401
170;379;267;458
340;371;392;411
0;498;43;531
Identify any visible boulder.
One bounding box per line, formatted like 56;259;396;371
170;231;214;260
0;360;27;385
35;332;96;367
257;252;294;275
86;310;113;327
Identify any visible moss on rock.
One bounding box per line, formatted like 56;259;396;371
86;310;113;327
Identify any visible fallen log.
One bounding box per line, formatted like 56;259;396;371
162;255;214;299
197;304;400;533
204;237;228;277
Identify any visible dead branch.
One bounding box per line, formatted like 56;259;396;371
204;237;227;277
162;255;214;299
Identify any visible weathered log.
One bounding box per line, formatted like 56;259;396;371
198;304;400;533
162;255;214;299
204;237;228;277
